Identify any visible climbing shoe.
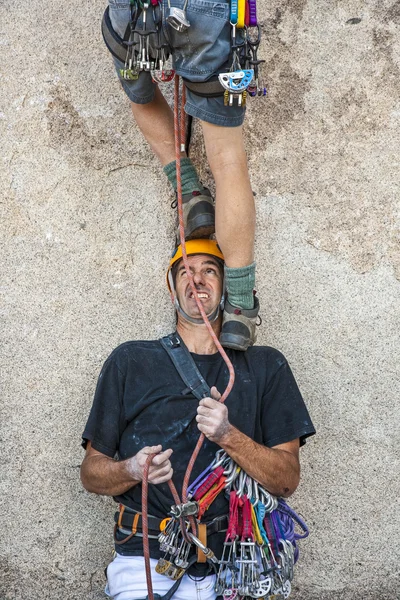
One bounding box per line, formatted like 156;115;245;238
176;188;215;241
220;296;260;351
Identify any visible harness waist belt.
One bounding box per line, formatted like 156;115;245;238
182;78;225;98
114;509;228;536
102;7;129;64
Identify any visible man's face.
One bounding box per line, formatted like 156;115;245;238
174;254;223;319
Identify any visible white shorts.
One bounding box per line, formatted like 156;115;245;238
105;555;217;600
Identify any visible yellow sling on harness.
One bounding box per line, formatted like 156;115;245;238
237;0;246;28
251;504;264;545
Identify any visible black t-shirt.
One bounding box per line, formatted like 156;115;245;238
82;337;315;573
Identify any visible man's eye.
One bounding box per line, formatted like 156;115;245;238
206;268;216;274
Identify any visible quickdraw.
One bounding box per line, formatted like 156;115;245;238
244;25;266;97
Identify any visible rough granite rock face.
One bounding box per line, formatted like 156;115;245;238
1;0;399;598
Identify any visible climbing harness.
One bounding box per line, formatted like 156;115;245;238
101;0;266;100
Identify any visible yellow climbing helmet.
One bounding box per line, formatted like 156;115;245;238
166;239;224;294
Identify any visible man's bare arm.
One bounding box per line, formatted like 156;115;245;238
196;387;300;497
80;441;173;496
218;429;299;497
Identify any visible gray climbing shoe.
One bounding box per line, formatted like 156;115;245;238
220;296;260;351
176;189;215;241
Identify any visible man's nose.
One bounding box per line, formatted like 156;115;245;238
193;271;205;285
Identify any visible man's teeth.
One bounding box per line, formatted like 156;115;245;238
190;292;209;298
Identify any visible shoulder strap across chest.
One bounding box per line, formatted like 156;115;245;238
159;332;211;401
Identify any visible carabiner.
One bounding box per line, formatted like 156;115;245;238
251;480;259;507
212;449;227;469
236;469;246;498
225;465;241;488
223;458;236;478
245;475;253;500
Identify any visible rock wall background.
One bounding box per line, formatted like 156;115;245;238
1;0;399;598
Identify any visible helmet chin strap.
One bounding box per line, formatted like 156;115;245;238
169;269;226;325
175;293;225;325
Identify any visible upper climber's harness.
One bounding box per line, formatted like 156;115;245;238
101;0;266;102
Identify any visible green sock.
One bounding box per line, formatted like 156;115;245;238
163;158;204;196
225;263;256;310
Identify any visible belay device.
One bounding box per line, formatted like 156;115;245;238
218;0;266;105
